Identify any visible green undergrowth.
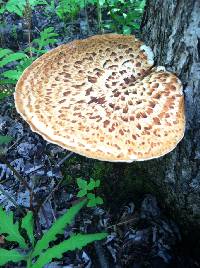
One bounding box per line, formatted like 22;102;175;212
0;198;107;267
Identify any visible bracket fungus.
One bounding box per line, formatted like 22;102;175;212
14;34;185;162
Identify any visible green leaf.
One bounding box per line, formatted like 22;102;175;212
0;79;16;85
1;70;22;80
0;48;13;59
0;207;27;249
87;199;97;207
0;249;26;266
0;135;12;145
87;194;103;207
87;193;95;200
95;180;101;188
87;178;96;191
17;57;34;72
99;0;105;6
6;0;25;16
77;178;87;189
21;211;35;246
0;52;28;68
123;25;132;35
4;0;48;17
95;196;103;205
132;23;140;30
32;199;87;257
77;189;87;197
139;0;146;9
33;27;58;52
0;6;6;14
29;0;48;6
32;232;107;268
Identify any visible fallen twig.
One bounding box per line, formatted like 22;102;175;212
36;176;65;213
56;152;74;167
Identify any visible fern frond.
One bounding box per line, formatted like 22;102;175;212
21;211;35;246
32;199;87;257
0;48;13;59
0;207;28;248
0;52;28;68
1;70;22;80
0;249;26;266
32;232;107;268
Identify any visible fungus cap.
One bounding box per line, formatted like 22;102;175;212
14;34;185;162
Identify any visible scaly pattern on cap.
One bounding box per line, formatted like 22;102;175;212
14;34;185;162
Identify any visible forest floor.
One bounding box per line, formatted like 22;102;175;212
0;5;200;268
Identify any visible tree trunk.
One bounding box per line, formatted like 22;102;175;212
137;0;200;228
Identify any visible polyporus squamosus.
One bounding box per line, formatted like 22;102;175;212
14;34;185;162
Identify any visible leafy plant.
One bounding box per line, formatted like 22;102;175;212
0;199;107;267
0;27;58;85
56;0;84;22
0;48;29;84
0;0;48;17
32;27;59;57
44;0;56;13
100;0;146;34
77;178;103;207
56;0;95;23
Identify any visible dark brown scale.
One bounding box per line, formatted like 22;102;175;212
103;120;110;128
58;99;66;104
74;60;83;65
88;76;97;83
152;83;159;88
115;106;120;111
121;116;128;122
108;65;118;70
114;92;120;97
149;101;156;108
123;106;128;113
109;126;115;132
136;113;141;119
63;91;71;96
111;52;117;56
112;82;117;86
85;87;93;96
141;112;147;118
119;129;124;135
109;103;115;109
132;134;137;140
154;93;161;99
153;117;161;125
136;62;141;67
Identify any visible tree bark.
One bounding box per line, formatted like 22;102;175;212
138;0;200;227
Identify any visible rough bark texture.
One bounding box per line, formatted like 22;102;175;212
137;0;200;228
